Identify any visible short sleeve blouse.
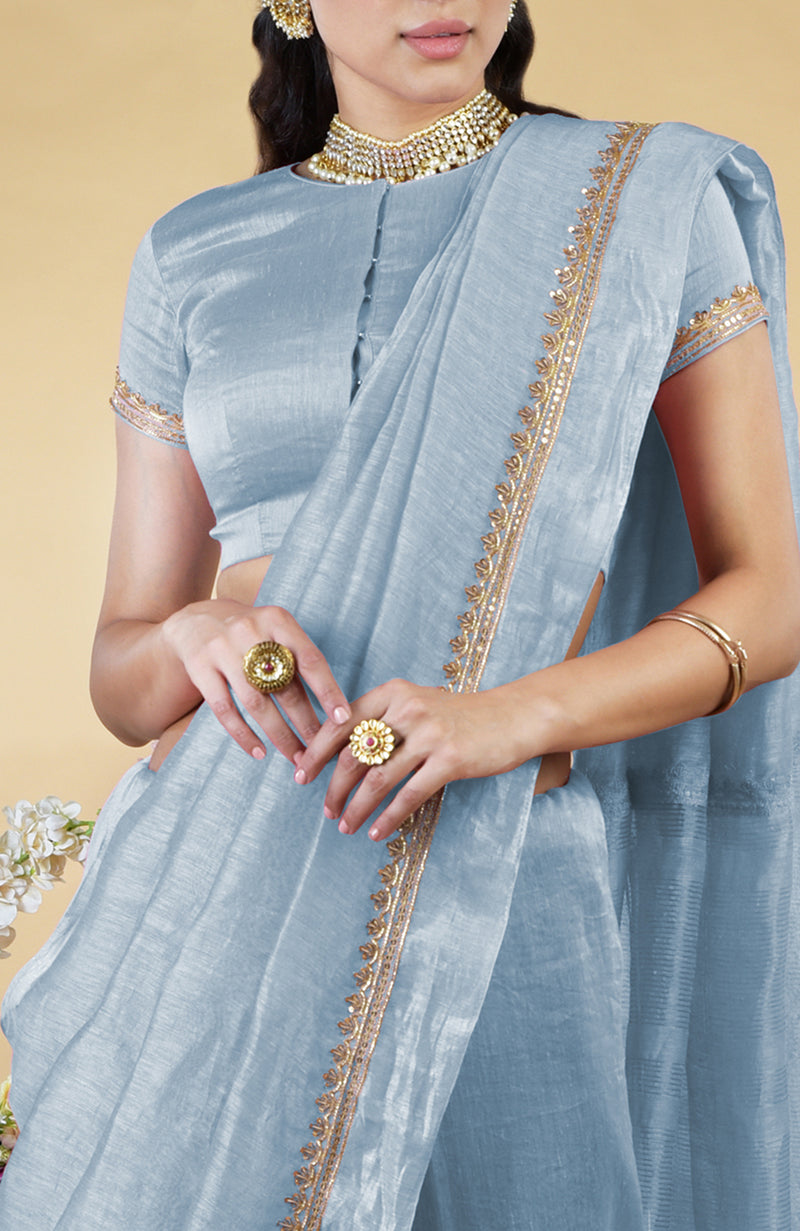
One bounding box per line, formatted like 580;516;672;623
662;174;767;380
109;149;769;567
111;228;189;448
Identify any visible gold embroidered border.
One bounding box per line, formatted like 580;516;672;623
109;368;186;446
280;120;655;1230
446;121;655;692
666;283;767;375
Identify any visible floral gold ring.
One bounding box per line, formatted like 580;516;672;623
349;719;396;766
242;641;296;693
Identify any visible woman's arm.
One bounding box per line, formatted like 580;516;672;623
90;419;219;745
297;324;800;839
90;419;351;758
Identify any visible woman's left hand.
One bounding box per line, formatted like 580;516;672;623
293;678;544;841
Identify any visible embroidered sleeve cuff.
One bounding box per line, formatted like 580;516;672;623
664;283;768;381
110;368;188;448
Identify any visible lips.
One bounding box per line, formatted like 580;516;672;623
401;19;472;60
402;19;471;38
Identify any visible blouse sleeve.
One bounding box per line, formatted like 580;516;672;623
109;227;189;449
662;175;769;382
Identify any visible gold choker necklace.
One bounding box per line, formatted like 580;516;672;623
306;90;517;185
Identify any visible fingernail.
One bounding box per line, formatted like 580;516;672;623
334;706;350;725
369;827;380;841
294;768;307;785
338;819;350;835
323;806;335;820
252;747;266;761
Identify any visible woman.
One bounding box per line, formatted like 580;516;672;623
0;1;798;1227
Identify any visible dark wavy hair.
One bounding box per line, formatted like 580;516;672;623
249;2;574;173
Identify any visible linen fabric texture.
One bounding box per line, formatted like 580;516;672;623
0;115;797;1231
111;159;762;567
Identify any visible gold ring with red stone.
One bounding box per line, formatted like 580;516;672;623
348;719;396;766
242;641;296;693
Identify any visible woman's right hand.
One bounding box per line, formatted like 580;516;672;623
91;423;351;754
160;599;351;763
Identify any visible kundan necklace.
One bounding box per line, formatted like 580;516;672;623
305;89;517;185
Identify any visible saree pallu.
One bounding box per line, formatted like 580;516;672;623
1;116;798;1230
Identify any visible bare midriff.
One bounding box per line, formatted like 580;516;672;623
156;558;604;795
216;554;276;606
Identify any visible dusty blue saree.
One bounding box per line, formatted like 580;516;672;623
0;114;798;1229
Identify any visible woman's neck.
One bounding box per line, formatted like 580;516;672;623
302;90;517;185
330;74;487;142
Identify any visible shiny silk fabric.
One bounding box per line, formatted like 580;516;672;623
1;117;798;1230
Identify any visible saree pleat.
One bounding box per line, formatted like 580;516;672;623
0;116;797;1230
412;772;645;1231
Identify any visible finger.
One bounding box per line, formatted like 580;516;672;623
246;695;306;762
216;628;321;751
267;609;352;725
337;747;423;836
191;640;306;763
295;676;425;785
322;744;369;818
190;665;270;761
365;762;446;843
296;683;393;783
267;676;324;748
236;687;307;763
295;715;354;783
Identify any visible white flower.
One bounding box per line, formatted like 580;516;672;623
37;797;81;824
2;801;37;834
0;833;29;902
37;799;92;861
0;828;26;865
32;853;67;885
0;1077;18;1153
0;795;91;955
0;880;22;907
20;823;55;862
50;830;85;860
0;863;21;899
17;884;42;914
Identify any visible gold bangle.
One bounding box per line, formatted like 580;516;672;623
647;609;748;715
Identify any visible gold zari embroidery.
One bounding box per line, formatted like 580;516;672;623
446;121;654;693
667;283;767;375
110;368;186;446
281;121;656;1229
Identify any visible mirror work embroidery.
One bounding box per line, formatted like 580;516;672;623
667;283;768;375
110;368;187;447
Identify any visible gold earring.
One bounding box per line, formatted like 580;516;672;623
507;0;517;24
262;0;314;39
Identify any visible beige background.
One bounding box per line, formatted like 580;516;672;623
1;0;797;1077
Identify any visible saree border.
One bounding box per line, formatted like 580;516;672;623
279;120;656;1230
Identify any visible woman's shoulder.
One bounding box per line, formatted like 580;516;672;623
509;112;765;207
144;164;291;256
138;164;307;285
